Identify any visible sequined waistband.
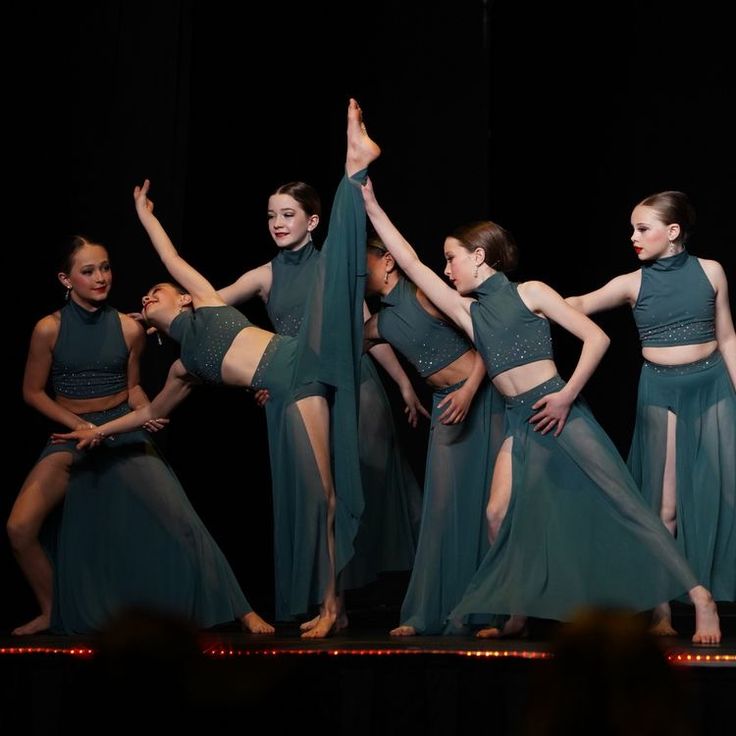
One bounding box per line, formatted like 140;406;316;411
642;349;722;376
252;334;288;389
504;374;565;408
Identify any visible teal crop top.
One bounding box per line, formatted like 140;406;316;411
633;251;716;347
51;300;128;399
266;242;321;337
377;277;471;378
169;306;253;384
470;272;554;378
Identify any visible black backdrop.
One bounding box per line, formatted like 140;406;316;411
4;0;733;631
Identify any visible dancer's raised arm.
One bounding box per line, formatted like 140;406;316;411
361;178;475;337
133;179;222;306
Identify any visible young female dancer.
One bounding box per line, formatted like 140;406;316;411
567;191;735;634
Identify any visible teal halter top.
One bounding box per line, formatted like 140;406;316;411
377;277;471;378
169;305;253;384
266;242;321;337
51;300;128;398
633;250;716;347
470;272;554;378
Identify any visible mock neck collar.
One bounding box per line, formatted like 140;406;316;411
646;249;689;272
472;270;507;297
277;241;316;265
67;298;106;324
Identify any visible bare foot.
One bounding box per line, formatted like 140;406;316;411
390;625;417;637
649;602;678;637
12;613;50;636
690;588;721;645
301;611;348;633
241;611;275;634
301;612;337;639
299;614;321;632
346;98;381;177
476;628;503;639
476;614;527;639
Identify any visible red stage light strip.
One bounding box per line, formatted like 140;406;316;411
2;646;733;666
668;652;736;667
201;647;553;659
0;646;94;658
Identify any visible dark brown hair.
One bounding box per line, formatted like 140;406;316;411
637;191;695;246
60;235;107;274
447;220;519;272
271;181;321;218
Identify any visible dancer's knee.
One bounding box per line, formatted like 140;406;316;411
7;515;37;551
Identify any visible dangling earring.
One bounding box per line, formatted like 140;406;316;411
65;286;71;301
667;240;677;255
383;271;389;284
473;264;479;278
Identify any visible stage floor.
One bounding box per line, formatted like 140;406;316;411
2;627;735;664
3;602;735;662
2;607;734;735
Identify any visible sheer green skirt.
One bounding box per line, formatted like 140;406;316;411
449;376;700;627
339;354;422;591
42;403;250;634
398;379;504;634
628;350;735;601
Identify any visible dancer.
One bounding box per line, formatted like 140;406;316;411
216;181;425;630
566;191;735;634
